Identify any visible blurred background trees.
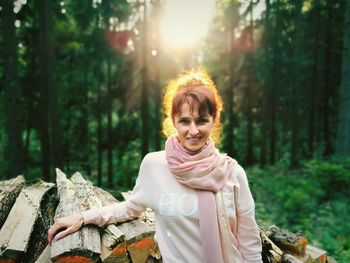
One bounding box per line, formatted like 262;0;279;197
0;0;349;260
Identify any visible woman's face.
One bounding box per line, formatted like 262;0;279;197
173;102;214;152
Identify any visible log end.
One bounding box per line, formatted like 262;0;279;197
52;251;100;263
100;242;128;262
128;238;155;263
0;258;16;263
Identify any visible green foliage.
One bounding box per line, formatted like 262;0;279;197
0;0;348;259
305;158;350;199
249;158;350;262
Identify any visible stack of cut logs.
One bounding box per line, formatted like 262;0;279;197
0;170;337;263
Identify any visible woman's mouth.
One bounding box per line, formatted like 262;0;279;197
187;137;201;142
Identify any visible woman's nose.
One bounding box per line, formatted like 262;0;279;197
189;122;199;135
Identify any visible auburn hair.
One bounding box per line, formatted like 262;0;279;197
162;69;223;143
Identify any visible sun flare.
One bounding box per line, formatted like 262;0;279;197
160;0;216;49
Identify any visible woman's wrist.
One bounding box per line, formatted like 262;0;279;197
78;212;85;226
81;209;100;226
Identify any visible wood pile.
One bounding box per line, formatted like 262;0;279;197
0;171;336;263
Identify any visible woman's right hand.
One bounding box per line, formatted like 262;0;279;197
48;213;84;245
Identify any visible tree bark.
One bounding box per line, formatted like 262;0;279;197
290;0;303;168
37;0;63;175
0;175;26;229
246;2;254;165
153;0;162;152
269;0;281;165
336;0;350;155
141;0;149;157
107;57;113;188
308;3;321;158
0;181;55;262
97;81;103;187
2;0;24;178
322;0;334;156
51;169;100;262
80;64;90;176
225;0;239;157
260;0;271;166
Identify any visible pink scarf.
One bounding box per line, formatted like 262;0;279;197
165;136;242;263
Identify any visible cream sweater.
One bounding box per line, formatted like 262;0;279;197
82;151;262;263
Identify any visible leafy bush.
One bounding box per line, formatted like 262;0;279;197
248;158;350;262
305;158;350;200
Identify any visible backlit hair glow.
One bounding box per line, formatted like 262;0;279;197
162;70;223;143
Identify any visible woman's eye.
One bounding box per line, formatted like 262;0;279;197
198;118;208;124
179;119;190;124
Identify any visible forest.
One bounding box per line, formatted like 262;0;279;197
0;0;349;261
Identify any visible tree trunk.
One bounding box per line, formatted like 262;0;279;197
2;0;24;178
336;0;350;155
37;0;62;175
225;0;238;157
141;1;149;157
260;0;271;166
38;86;51;181
269;0;281;165
107;57;113;189
269;93;276;164
81;65;90;176
308;4;321;158
322;0;333;156
246;3;254;165
153;0;162;152
97;82;103;187
290;0;303;168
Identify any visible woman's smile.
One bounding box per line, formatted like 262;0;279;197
173;103;214;152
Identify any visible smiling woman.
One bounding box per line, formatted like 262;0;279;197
162;70;223;143
48;70;262;263
160;0;216;49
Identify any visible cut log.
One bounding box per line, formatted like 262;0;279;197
70;172;102;212
259;222;308;256
260;229;284;263
118;219;155;263
0;181;55;262
24;184;58;263
121;191;158;262
119;193;156;263
283;254;303;263
294;245;327;263
326;256;337;263
50;169;100;263
148;239;162;262
99;189;158;263
0;175;25;229
35;245;52;263
93;187;127;263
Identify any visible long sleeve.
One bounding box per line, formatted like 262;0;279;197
82;200;144;227
82;154;155;227
235;166;262;263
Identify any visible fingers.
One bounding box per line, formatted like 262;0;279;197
48;221;66;245
53;226;75;242
48;214;84;245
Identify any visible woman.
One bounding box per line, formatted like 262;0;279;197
48;70;262;263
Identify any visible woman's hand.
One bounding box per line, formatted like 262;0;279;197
48;213;84;245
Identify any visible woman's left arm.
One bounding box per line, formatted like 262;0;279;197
235;166;263;263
